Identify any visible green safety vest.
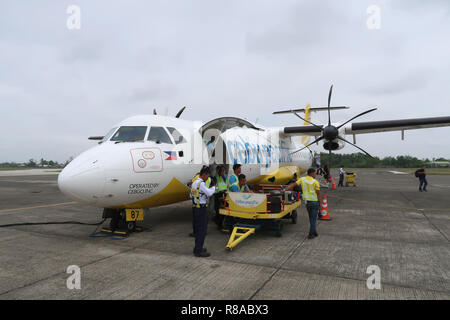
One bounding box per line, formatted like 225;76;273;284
227;173;239;191
216;175;228;193
239;185;248;193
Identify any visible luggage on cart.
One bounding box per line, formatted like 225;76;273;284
267;190;282;213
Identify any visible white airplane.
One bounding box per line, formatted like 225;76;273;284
58;85;450;228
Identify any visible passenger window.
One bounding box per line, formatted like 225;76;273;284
110;126;147;142
148;126;172;144
167;127;187;144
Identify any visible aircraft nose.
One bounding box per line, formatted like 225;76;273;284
58;158;105;204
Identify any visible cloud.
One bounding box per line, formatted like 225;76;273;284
129;82;178;102
1;0;450;162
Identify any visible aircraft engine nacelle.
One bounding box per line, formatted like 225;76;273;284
323;138;345;151
322;126;346;150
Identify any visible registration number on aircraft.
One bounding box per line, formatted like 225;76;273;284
125;209;144;221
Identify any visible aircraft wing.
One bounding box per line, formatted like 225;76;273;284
283;125;323;136
282;116;450;136
345;116;450;135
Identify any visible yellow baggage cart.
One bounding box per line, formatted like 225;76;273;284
218;187;301;251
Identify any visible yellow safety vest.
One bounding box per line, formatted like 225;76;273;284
216;175;228;193
300;177;319;201
227;173;238;191
191;178;208;208
239;185;248;192
192;174;210;187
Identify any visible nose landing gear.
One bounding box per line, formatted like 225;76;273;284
101;208;149;237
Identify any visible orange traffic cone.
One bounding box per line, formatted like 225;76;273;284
331;179;336;190
319;195;332;220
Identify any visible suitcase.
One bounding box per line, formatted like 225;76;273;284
267;192;282;213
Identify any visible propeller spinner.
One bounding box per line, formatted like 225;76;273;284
278;85;377;158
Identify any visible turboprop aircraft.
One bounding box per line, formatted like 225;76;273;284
58;85;450;222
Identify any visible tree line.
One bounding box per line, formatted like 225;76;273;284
0;157;73;168
318;153;448;168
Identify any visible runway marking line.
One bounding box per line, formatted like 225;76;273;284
0;201;78;213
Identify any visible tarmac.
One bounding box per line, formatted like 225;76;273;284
0;169;449;299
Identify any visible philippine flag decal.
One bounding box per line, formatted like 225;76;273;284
164;151;177;160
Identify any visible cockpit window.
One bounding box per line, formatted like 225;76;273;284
101;127;118;143
147;126;172;144
110;126;147;142
167;127;187;144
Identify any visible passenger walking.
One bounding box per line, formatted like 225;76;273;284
415;165;428;192
191;166;216;257
323;165;330;182
315;154;321;168
285;168;321;239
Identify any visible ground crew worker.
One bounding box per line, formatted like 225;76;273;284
227;163;241;191
229;174;253;193
189;171;211;237
213;165;228;228
415;165;428;192
206;136;215;152
338;165;345;187
191;166;216;257
285;168;321;239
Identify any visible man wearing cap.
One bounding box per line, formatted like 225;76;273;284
189;171;211;237
191;166;216;257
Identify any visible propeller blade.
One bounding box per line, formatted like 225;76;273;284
153;109;157;115
327;85;333;126
337;136;373;157
175;106;186;118
336;108;377;129
293;113;323;130
290;136;324;155
273;106;348;114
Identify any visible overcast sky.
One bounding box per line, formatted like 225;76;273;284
1;0;450;162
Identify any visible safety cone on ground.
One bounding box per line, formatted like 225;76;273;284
319;195;332;220
331;179;336;190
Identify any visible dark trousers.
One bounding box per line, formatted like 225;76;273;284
338;173;344;186
419;177;428;191
193;206;208;254
192;207;195;233
213;192;225;227
306;201;320;234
